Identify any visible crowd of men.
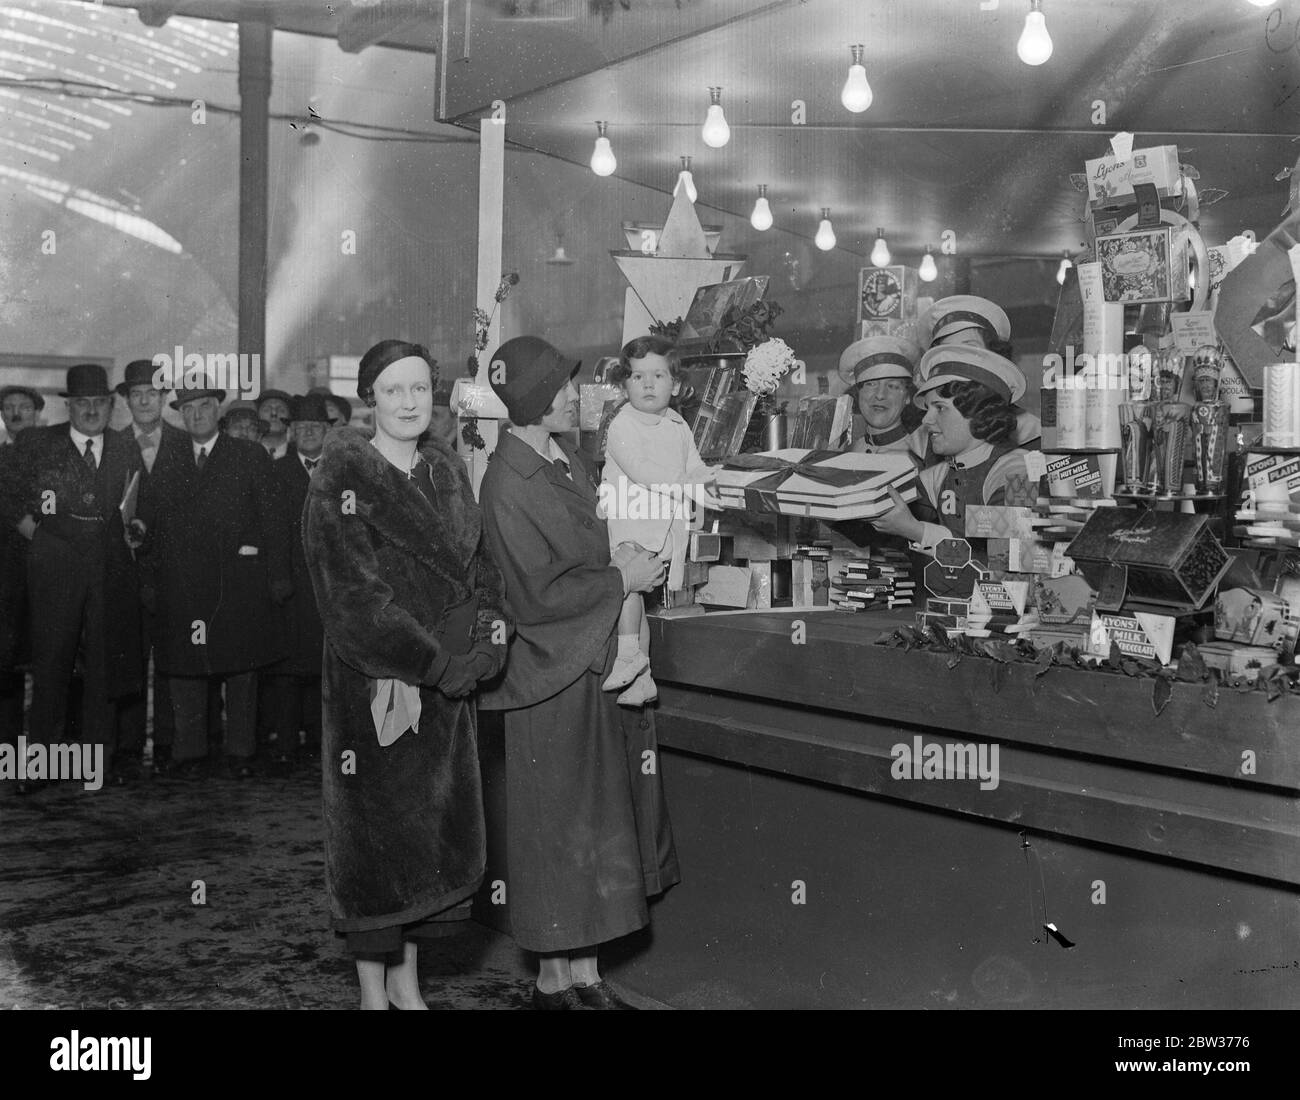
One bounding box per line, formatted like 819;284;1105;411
0;362;386;791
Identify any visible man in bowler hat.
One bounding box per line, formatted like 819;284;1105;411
0;364;149;788
114;360;189;776
142;378;291;779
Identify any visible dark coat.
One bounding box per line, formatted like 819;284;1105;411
302;427;509;932
0;424;147;697
142;432;290;677
476;428;679;951
0;443;28;673
115;419;189;478
477;431;624;710
269;452;323;678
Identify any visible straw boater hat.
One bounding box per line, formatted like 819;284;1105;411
914;344;1026;405
919;295;1011;349
837;335;921;388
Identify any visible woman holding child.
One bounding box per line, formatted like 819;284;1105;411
477;334;681;1011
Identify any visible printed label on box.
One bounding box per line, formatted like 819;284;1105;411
1088;610;1175;664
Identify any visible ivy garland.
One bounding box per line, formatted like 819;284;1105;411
874;625;1300;716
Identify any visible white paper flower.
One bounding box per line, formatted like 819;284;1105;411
742;337;798;396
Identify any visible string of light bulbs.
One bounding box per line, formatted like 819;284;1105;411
586;3;1066;262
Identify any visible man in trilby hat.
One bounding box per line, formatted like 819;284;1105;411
0;363;150;788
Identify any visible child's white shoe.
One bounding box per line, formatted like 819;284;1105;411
603;650;648;691
617;669;657;707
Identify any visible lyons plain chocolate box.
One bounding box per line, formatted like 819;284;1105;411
1095;225;1192;305
1066;508;1231;610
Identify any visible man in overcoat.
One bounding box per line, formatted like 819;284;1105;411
143;379;291;779
114;359;189;776
0;364;148;787
266;393;329;763
0;385;43;747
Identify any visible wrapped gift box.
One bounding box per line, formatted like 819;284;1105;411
1066;508;1231;610
1085;144;1182;207
1095;226;1191;304
716;449;918;520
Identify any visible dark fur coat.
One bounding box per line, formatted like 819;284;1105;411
302;428;509;931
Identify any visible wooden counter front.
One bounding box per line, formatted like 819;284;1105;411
648;609;1300;887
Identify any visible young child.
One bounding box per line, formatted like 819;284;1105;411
600;335;714;706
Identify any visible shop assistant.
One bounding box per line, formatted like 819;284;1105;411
872;345;1033;555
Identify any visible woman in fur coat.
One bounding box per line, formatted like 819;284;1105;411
303;340;509;1010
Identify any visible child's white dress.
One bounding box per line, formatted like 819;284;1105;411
601;404;711;590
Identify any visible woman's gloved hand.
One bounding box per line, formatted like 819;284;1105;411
436;650;496;698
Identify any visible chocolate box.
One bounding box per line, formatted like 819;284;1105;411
1214;587;1291;647
1085;144;1182;208
1065;507;1231;610
1087;610;1176;665
1197;641;1279;683
1095;226;1191;305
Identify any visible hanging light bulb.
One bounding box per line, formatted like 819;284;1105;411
1247;0;1274;6
840;44;873;113
701;87;730;148
814;208;836;251
1056;250;1073;285
1017;0;1053;66
918;246;938;282
750;184;773;231
590;121;616;177
674;155;698;203
870;228;891;267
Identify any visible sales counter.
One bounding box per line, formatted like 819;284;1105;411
476;609;1300;1009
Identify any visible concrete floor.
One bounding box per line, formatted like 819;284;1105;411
0;765;661;1010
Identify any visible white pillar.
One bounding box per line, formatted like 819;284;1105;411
455;116;510;495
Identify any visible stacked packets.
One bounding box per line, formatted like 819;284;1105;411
830;549;915;613
715;449;918;520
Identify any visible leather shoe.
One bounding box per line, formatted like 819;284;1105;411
531;985;586;1011
573;981;637;1010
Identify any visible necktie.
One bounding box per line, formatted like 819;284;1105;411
304;458;318;473
196;446;207;471
138;430;159;473
553;457;571;478
83;437;96;470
